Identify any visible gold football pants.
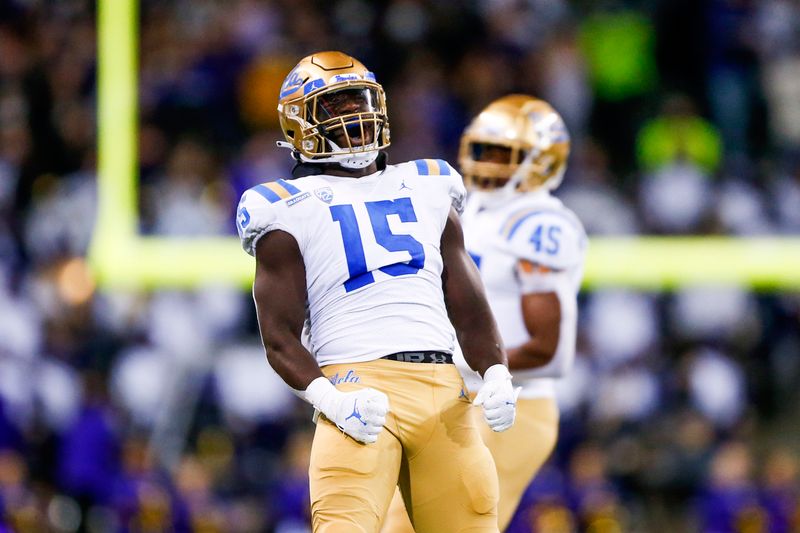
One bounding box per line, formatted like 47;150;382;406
311;359;500;533
381;397;559;532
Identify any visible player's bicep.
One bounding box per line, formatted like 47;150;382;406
253;230;307;344
520;291;561;347
440;207;483;307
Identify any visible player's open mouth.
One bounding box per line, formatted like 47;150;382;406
341;123;374;147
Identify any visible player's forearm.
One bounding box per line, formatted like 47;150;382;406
449;294;506;376
459;331;506;376
264;333;324;391
506;340;556;370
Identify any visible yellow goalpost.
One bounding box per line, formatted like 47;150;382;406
89;0;800;290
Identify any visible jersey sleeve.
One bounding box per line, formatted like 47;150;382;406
235;187;289;256
498;210;586;270
515;260;571;293
445;165;467;215
411;158;466;214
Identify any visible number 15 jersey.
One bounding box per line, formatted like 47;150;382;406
237;159;466;367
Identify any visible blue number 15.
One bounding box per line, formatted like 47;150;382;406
330;198;426;292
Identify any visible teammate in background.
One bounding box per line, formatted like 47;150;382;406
236;51;517;533
383;95;586;532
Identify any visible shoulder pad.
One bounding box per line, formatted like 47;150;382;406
410;159;465;214
236;179;302;256
412;158;454;177
498;208;586;269
246;179;304;203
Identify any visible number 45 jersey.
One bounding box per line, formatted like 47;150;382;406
457;190;587;398
237;159;466;367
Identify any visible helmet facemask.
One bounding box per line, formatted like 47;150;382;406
281;83;390;169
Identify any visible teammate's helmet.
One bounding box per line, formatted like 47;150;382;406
459;95;570;192
277;51;390;169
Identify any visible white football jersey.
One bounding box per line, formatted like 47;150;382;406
237;159;466;367
456;190;587;399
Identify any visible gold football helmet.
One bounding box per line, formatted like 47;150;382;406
277;51;390;169
459;95;570;192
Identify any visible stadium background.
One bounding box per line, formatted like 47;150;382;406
1;0;800;531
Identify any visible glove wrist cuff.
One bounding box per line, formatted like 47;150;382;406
302;376;339;413
483;363;511;382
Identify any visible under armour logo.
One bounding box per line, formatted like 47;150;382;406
345;400;367;426
459;388;469;400
399;179;412;191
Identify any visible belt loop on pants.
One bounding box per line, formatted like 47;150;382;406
381;351;453;364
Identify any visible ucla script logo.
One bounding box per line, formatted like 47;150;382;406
328;370;360;385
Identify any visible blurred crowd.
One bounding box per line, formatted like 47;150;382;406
1;0;800;531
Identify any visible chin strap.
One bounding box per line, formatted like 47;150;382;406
276;139;379;169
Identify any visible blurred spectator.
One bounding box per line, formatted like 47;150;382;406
0;398;21;453
670;286;760;345
760;448;800;533
696;441;765;533
769;165;800;232
567;443;626;531
636;93;723;174
558;142;640;235
705;0;762;161
639;161;714;234
584;290;659;369
57;372;120;526
537;27;592;142
270;429;313;533
716;177;773;235
579;5;658;172
685;348;746;429
213;344;295;429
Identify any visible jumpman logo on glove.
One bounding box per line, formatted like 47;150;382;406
345;399;367;426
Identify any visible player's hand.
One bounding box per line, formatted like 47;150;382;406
473;364;519;432
326;388;390;444
304;378;390;444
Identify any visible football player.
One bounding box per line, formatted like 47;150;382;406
236;51;517;533
382;95;586;532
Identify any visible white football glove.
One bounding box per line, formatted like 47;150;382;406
473;364;519;432
303;377;390;444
